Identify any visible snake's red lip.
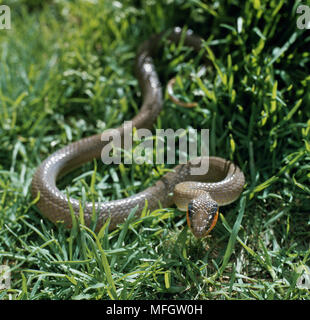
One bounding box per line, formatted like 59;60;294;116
205;208;219;235
186;206;192;229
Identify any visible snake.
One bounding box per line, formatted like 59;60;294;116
31;27;245;238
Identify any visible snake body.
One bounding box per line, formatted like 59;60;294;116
31;27;245;237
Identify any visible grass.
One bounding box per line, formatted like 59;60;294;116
0;0;309;300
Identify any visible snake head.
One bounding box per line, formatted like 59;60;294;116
186;196;219;238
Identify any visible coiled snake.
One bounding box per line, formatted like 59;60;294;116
31;27;245;238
